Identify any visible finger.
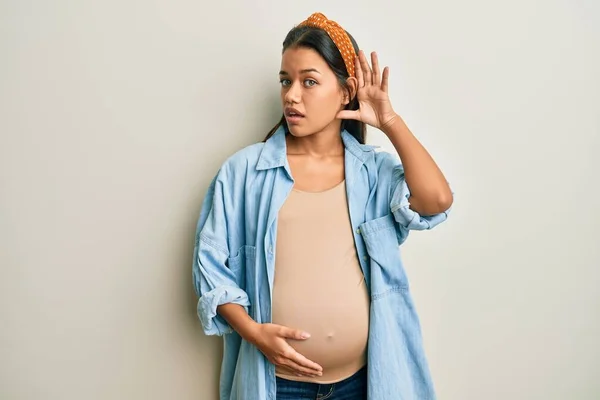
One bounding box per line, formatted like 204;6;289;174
381;66;390;93
354;56;364;88
280;326;311;340
359;50;372;85
282;358;323;377
278;365;306;377
276;362;312;378
336;109;361;120
289;349;323;373
371;52;381;86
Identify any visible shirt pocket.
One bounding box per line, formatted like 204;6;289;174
359;214;409;299
226;245;256;292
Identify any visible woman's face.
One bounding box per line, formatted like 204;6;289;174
279;47;349;137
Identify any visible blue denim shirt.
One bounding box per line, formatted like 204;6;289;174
192;125;451;400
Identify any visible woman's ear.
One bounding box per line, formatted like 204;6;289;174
343;77;358;105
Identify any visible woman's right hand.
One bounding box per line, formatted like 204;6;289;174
250;323;323;378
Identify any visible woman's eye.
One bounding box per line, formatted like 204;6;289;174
279;79;316;87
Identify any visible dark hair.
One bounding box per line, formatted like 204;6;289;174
263;24;366;144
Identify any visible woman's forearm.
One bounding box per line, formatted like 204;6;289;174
217;303;260;343
382;114;453;215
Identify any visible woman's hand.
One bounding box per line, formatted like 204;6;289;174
250;323;323;378
337;50;399;131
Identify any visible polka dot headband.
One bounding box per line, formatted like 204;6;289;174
298;12;357;77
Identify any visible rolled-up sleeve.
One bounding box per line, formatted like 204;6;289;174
378;152;452;244
192;170;250;336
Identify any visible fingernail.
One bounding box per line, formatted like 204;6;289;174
300;332;310;339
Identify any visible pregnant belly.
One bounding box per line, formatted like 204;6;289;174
272;290;370;383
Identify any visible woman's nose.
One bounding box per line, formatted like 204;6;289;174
284;82;301;104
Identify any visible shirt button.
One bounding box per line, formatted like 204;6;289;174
356;228;361;234
363;256;368;261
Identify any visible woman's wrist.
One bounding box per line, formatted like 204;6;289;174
237;319;262;344
217;303;261;343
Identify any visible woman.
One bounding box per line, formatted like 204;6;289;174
193;12;453;400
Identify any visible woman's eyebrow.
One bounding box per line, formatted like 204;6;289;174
279;68;322;76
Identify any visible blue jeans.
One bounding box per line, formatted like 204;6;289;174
276;366;367;400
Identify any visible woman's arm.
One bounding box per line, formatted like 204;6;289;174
216;303;260;340
195;165;322;377
216;304;323;377
337;50;453;216
382;114;453;216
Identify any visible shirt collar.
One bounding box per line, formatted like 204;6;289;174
256;124;376;171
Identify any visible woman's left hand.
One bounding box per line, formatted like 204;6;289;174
336;50;399;131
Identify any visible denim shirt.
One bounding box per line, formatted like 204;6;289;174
192;125;451;400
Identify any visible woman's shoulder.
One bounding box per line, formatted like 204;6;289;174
226;141;264;164
215;141;266;178
373;148;403;172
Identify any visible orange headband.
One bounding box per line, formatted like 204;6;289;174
298;12;357;77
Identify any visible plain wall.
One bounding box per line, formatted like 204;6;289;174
1;0;599;399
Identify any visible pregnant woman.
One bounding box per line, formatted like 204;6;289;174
192;12;453;400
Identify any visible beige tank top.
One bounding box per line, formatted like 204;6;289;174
271;180;370;384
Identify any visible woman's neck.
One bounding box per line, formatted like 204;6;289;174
286;124;344;157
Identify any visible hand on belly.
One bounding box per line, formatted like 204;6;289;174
288;330;367;371
274;297;370;374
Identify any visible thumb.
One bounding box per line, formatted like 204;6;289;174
336;109;361;121
282;327;311;340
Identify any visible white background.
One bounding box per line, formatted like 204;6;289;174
1;0;599;399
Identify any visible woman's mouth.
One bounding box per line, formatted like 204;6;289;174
286;114;304;124
285;108;305;124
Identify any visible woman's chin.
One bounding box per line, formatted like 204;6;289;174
287;125;310;137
